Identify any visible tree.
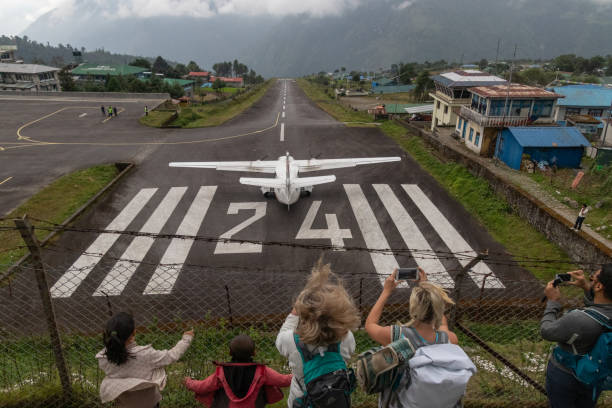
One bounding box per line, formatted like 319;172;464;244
186;60;201;73
50;55;65;68
106;76;121;92
351;71;361;82
414;70;434;101
130;58;151;70
58;67;77;91
479;58;489;70
212;78;225;92
399;63;416;84
174;63;188;77
152;56;171;75
341;67;346;73
553;54;577;72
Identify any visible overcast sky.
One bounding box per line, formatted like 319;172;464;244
3;0;612;37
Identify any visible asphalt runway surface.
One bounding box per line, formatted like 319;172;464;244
0;81;541;333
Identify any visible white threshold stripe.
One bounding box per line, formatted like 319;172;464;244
344;184;397;284
280;123;285;141
402;185;504;288
144;186;217;295
50;188;158;298
374;185;454;288
94;187;188;296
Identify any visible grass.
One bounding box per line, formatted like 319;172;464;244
199;86;241;94
528;160;612;239
141;81;273;129
297;78;576;282
139;110;176;128
0;165;120;271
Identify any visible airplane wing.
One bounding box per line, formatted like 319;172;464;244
294;157;401;172
239;177;285;189
169;160;277;173
292;176;336;188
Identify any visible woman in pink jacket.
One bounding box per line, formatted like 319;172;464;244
184;334;292;408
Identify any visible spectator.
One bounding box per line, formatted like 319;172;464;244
572;204;589;231
144;105;149;116
96;312;193;408
541;265;612;408
365;268;460;407
184;334;292;407
108;106;113;117
101;105;106;116
114;106;118;117
276;259;360;407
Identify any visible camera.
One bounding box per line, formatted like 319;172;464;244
553;273;571;287
396;268;418;281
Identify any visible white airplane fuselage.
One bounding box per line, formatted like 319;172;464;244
268;155;309;205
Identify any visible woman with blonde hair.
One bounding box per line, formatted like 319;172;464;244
276;259;360;407
365;268;459;407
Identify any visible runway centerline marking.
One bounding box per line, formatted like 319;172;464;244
50;188;158;298
0;176;13;186
282;112;286;118
402;184;504;288
94;187;188;296
79;113;87;118
344;184;397;284
280;123;285;141
144;186;217;295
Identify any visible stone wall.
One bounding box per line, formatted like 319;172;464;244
397;120;612;267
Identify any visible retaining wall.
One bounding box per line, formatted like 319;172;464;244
397;120;612;267
0;90;169;99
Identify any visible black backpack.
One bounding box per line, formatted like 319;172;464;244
293;333;355;408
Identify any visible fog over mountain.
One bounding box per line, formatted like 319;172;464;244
22;0;612;76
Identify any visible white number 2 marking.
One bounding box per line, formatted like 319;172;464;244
296;201;352;249
215;202;267;254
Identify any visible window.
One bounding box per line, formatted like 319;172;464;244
509;100;531;116
444;105;448;114
469;128;474;141
564;107;581;119
437;101;441;109
475;132;480;146
490;100;509;116
532;100;554;117
457;118;462;129
588;109;603;117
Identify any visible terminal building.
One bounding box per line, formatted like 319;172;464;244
0;63;61;92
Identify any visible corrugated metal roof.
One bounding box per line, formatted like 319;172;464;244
404;104;434;114
566;114;601;124
552;84;612;107
0;63;59;74
432;70;506;88
470;83;561;99
384;103;424;113
71;63;148;76
507;126;590;147
188;71;210;77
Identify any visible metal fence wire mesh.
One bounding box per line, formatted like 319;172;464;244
1;243;610;407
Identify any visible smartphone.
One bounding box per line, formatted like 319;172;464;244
556;273;571;282
397;268;418;281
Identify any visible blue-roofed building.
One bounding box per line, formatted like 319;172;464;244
551;84;612;122
494;127;590;170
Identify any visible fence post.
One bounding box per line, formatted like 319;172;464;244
14;216;72;398
224;285;234;329
449;250;488;329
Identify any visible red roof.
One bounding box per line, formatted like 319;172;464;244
469;83;563;99
189;71;209;77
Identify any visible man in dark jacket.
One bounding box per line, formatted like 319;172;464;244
541;264;612;408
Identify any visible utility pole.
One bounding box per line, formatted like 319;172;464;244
601;103;611;147
449;250;489;329
494;39;501;76
15;216;72;398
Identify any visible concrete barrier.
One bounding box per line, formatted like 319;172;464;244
0;90;170;99
396;119;612;267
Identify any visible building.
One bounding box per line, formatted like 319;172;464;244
456;84;562;156
209;76;244;88
188;71;210;81
70;63;148;81
163;78;195;97
371;84;415;94
429;70;506;131
0;45;18;63
551;84;612;122
565;115;601;139
495;127;590;170
0;63;61;91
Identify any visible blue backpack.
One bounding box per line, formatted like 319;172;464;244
553;308;612;401
293;333;355;408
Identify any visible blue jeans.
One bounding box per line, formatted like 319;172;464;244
545;360;600;408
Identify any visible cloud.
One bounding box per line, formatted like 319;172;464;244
0;0;66;35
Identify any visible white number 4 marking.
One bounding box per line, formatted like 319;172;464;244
296;201;352;250
215;202;267;254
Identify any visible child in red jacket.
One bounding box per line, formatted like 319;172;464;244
184;334;291;408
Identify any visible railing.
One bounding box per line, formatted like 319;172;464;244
460;105;530;127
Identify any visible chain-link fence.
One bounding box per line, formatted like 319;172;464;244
0;221;609;407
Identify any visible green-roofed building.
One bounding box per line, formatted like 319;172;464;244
71;63;148;80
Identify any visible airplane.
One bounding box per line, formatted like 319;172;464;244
169;152;401;209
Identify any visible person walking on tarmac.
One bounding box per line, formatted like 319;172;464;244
144;105;149;116
107;106;113;118
101;105;106;116
113;107;118;117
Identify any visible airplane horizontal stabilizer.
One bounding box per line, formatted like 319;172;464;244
296;157;401;172
292;175;336;188
239;177;285;189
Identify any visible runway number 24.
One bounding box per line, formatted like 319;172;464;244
214;201;352;254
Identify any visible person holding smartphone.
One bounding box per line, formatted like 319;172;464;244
365;267;459;408
540;265;612;408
